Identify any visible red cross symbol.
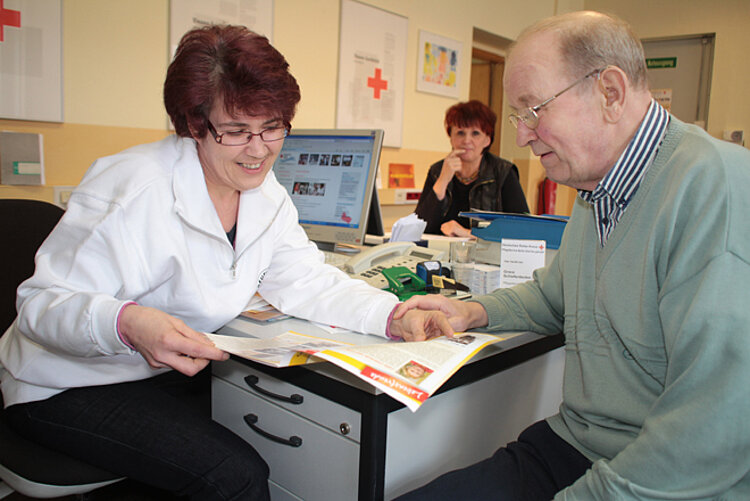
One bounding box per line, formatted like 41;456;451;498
367;68;388;100
0;0;21;42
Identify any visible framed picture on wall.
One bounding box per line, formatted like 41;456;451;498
416;29;462;99
336;0;408;148
0;0;63;122
169;0;274;57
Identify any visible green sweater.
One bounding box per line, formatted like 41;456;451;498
473;118;750;500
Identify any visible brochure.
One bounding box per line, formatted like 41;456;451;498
206;331;520;412
238;294;290;323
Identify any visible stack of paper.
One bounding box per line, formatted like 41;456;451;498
471;263;503;295
390;213;426;242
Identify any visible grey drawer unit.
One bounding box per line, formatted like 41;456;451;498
212;374;359;500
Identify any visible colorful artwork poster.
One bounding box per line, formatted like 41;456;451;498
417;30;462;98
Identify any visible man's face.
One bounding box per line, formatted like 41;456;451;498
504;32;611;191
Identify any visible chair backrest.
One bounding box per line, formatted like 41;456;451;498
0;199;125;497
0;199;64;334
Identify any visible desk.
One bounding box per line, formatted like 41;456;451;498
211;316;564;501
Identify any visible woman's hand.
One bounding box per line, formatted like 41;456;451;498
440;149;464;180
393;294;488;333
118;304;229;376
440;220;473;237
388;308;454;342
433;149;465;200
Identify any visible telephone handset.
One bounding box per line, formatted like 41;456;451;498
343;241;445;289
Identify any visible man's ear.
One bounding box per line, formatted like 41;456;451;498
598;67;627;123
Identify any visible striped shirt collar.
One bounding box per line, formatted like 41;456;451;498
579;100;670;245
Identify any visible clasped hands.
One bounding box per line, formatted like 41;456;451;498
387;294;489;342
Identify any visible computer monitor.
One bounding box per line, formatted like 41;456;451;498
273;129;384;250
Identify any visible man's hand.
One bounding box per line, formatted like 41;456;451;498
388;308;454;342
393;294;488;333
118;304;229;376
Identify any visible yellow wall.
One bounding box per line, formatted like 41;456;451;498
2;0;746;225
64;1;169;129
1;0;563;211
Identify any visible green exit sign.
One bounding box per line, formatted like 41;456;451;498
646;57;677;69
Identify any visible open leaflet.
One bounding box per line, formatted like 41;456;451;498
206;331;520;412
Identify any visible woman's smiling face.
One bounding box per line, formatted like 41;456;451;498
194;101;286;195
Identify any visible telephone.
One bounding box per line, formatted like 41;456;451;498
342;241;445;289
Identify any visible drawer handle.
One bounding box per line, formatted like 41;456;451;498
244;375;304;404
243;413;303;448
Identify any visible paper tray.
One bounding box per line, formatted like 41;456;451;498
461;211;568;250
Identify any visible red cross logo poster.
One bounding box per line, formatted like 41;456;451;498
336;0;407;148
0;0;21;42
0;0;62;122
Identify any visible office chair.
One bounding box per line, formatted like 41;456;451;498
0;199;123;499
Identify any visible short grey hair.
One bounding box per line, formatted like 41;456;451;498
513;11;649;91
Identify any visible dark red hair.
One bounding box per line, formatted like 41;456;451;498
444;100;497;153
164;25;301;138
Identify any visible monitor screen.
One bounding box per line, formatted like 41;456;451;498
273;129;384;249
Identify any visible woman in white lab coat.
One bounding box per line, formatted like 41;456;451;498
0;25;449;499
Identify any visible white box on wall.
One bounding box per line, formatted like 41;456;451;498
393;189;421;204
0;131;44;186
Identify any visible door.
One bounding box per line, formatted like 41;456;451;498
469;47;504;157
642;34;715;128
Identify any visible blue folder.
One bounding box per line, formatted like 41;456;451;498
460;211;569;250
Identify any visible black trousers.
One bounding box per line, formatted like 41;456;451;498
394;420;592;501
6;368;270;500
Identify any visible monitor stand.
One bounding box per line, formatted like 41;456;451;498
314;241;336;252
315;241;362;256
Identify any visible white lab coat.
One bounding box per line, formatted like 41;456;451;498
0;135;397;406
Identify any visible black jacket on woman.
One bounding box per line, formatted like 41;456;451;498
415;152;529;235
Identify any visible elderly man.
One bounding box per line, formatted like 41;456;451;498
394;10;750;501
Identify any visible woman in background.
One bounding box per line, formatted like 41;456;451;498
415;100;529;237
